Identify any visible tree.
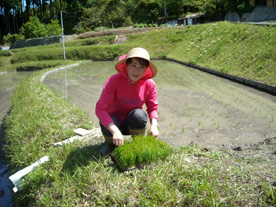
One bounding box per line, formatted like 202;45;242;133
46;19;62;36
104;0;125;28
166;0;185;17
0;0;256;40
21;16;47;39
223;0;253;13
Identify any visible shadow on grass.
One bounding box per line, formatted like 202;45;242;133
62;142;109;175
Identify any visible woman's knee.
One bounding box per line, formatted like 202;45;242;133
129;109;148;129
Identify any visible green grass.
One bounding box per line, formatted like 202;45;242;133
9;60;76;71
167;23;276;85
4;69;93;170
11;138;276;206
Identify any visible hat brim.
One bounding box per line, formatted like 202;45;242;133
115;57;157;77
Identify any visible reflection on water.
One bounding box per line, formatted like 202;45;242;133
0;71;31;207
0;72;31;124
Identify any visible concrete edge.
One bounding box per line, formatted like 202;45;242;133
160;58;276;96
40;63;80;83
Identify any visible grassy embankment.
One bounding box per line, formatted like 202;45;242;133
2;21;276;206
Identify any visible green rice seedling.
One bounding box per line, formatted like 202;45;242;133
112;136;173;171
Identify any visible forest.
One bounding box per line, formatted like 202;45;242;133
1;0;254;40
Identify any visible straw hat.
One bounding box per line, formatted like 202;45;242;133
115;47;157;77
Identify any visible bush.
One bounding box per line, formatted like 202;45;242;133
144;23;149;27
0;50;12;57
112;136;173;170
22;16;47;39
20;17;61;39
123;16;133;27
3;33;24;44
138;23;145;28
46;19;62;36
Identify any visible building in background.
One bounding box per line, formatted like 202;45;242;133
250;0;276;7
225;0;276;22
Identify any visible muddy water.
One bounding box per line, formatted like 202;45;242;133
0;71;31;207
43;61;276;149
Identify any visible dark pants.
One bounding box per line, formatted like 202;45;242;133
100;109;148;136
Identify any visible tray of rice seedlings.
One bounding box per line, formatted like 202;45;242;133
111;135;173;171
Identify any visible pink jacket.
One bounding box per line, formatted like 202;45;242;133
95;55;158;128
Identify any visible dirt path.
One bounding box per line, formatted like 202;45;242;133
43;60;276;150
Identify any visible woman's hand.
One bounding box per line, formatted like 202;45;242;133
150;125;159;137
112;131;124;146
150;118;159;138
107;123;124;146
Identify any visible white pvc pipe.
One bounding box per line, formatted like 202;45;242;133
9;156;50;193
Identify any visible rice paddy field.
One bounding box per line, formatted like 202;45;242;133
43;60;276;149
